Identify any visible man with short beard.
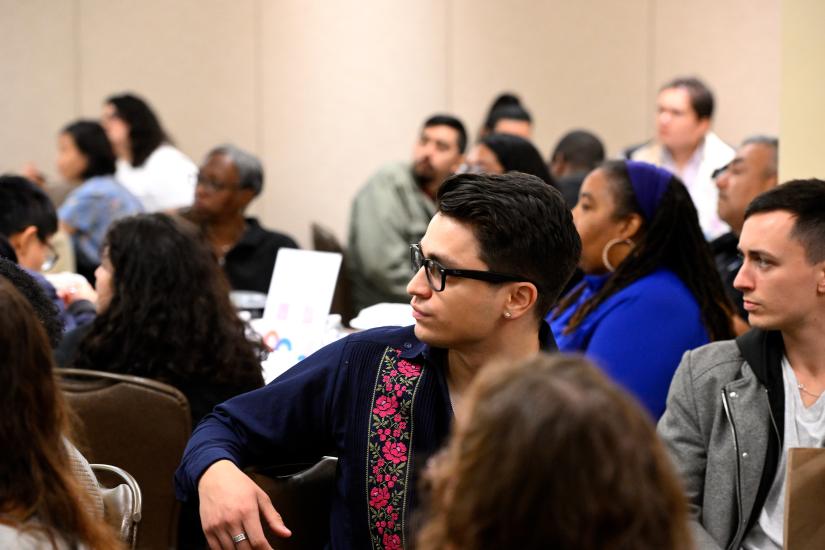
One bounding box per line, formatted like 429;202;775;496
348;115;466;312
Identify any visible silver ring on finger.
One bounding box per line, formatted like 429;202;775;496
232;532;248;544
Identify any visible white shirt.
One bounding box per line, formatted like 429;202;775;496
741;356;825;550
116;143;197;212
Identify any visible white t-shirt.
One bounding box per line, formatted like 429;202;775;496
741;356;825;549
116;143;197;212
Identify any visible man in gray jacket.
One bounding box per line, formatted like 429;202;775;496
658;179;825;549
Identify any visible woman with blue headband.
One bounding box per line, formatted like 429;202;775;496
548;160;734;417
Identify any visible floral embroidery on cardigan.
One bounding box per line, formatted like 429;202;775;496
366;347;425;550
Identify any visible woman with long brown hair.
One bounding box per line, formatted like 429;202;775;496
417;354;692;550
0;277;122;549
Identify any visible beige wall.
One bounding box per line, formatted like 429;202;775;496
779;0;825;181
0;1;781;247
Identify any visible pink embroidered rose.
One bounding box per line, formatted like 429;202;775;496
383;440;408;464
383;532;402;550
393;414;402;422
397;360;421;378
373;395;399;418
369;486;390;509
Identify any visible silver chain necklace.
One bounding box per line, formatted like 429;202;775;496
798;383;824;399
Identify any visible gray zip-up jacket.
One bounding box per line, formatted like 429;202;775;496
658;329;784;550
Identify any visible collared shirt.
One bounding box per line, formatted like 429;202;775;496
222;217;298;294
58;175;144;265
347;162;436;312
630;132;734;240
175;323;554;549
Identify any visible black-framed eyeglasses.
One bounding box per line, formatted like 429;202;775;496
410;243;534;292
193;173;240;193
41;242;59;272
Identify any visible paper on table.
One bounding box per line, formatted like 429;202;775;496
784;447;825;550
256;248;342;382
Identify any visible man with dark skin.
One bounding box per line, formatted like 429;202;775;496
184;145;297;294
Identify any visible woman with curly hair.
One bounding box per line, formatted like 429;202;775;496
0;278;122;549
417;354;692;550
549;160;735;417
59;213;266;427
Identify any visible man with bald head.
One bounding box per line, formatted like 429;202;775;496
711;136;779;319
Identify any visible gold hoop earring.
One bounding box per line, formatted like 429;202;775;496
601;238;635;272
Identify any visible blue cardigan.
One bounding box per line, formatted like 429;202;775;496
548;268;709;418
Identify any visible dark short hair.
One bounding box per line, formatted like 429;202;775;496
660;77;714;120
207;144;264;196
487;103;532;130
62;120;117;179
424;114;468;154
480;133;554;185
0;175;58;242
105;93;168;167
0;257;63;347
551;130;605;172
437;172;581;319
741;135;779;177
0;235;17;262
745;179;825;263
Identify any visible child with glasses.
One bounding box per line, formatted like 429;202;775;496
0;175;96;335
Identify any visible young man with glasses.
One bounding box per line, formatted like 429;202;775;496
181;144;298;294
175;172;581;549
0;175;95;333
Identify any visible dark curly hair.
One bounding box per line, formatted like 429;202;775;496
72;213;266;390
553;160;734;341
0;257;63;347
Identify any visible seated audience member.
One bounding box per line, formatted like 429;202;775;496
628;77;734;240
348;114;467;311
181;145;298;294
659;180;825;550
478;93;533;139
101;93;197;212
465;132;555;185
549;160;734;418
0;257;64;348
0;175;95;333
417;354;692;550
548;129;606;207
57;120;144;283
712;136;779;320
175;172;581;549
59;213;266;427
0;278;121;549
